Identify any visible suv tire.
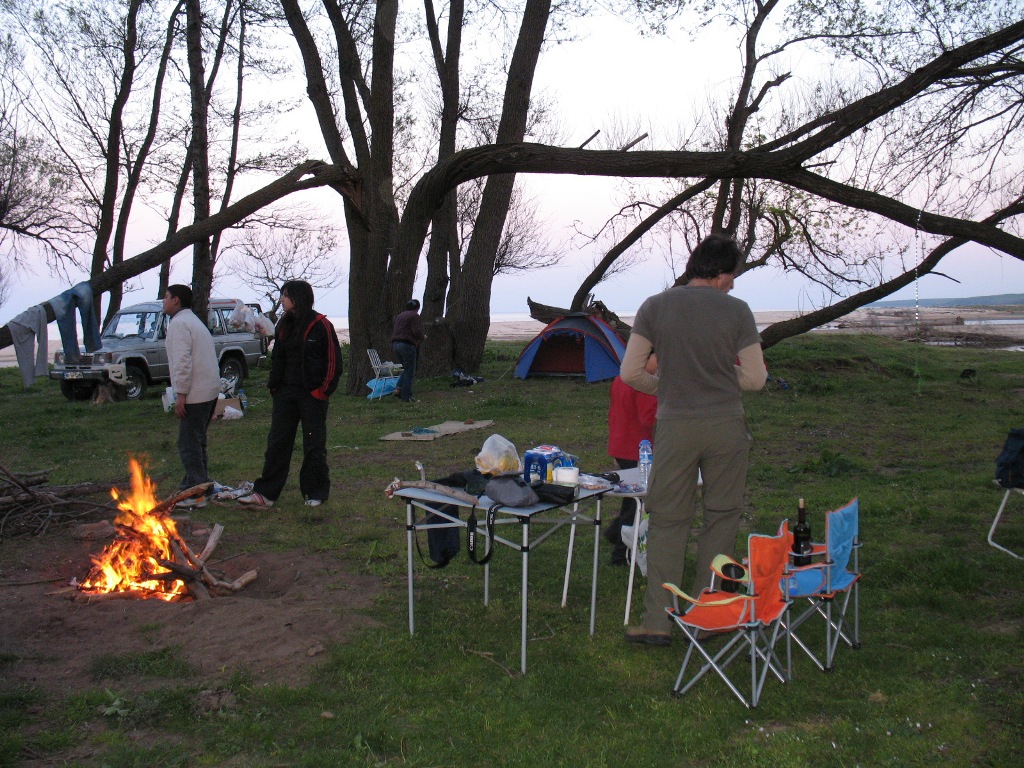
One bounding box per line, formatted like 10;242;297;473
123;365;148;401
219;356;244;392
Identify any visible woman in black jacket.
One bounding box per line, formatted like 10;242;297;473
239;281;342;508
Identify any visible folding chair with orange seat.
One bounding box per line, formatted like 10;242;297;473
662;522;793;709
782;497;861;676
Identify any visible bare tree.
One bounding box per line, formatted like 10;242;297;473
558;0;1024;334
280;0;573;388
434;174;562;278
1;4;1022;373
219;216;346;318
0;31;77;262
4;0;305;326
0;258;11;310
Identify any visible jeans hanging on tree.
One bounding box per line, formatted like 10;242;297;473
7;305;49;386
50;282;102;361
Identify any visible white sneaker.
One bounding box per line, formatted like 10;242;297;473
305;499;322;507
175;496;208;509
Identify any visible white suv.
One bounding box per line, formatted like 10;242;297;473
49;299;267;401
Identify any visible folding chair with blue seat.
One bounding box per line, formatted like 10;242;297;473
783;497;861;676
662;522;793;709
366;349;402;400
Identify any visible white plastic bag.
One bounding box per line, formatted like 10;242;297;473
620;515;649;577
228;300;256;332
475;434;523;476
255;314;276;337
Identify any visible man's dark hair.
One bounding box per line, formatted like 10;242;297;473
406;299;420;311
683;234;743;281
166;284;194;309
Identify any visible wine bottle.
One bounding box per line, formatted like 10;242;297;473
792;498;812;566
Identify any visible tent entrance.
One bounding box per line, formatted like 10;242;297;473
528;334;584;376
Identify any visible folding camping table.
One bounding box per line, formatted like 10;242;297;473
394;485;605;674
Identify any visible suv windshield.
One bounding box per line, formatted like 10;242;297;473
103;311;163;341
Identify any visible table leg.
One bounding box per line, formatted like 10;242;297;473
989;488;1024;560
624;499;644;625
521;519;530;675
561;501;578;607
406;500;415;636
589;496;601;636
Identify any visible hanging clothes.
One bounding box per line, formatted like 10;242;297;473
7;305;50;387
50;282;102;361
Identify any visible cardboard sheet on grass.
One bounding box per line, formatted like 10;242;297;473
381;419;495;441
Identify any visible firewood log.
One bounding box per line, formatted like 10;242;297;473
384;479;480;507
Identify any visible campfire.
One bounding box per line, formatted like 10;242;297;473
78;458;256;601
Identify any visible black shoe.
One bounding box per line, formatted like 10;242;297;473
625;626;671;647
609;542;629;566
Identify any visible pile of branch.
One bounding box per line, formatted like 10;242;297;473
0;462;121;537
78;484;258;602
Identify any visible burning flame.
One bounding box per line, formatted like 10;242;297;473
79;458;188;601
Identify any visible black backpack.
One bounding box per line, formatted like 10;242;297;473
995;428;1024;489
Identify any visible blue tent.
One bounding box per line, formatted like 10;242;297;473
514;313;626;383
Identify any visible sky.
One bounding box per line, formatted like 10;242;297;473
3;9;1023;326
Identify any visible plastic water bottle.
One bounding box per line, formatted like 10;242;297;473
237;389;248;411
638;440;653;490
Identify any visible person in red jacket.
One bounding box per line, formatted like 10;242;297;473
239;281;342;508
605;353;658;564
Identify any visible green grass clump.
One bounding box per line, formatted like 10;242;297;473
1;333;1022;767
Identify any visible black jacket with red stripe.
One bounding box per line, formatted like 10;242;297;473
268;314;343;400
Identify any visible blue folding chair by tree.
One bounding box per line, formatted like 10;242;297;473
366;349;401;400
783;497;862;676
662;522;793;709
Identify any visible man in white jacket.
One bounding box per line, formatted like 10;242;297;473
163;285;221;509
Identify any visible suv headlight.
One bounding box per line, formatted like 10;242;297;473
93;352;110;365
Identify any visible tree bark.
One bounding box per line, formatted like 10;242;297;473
418;0;464;377
396;143;1024;266
443;0;552;373
186;0;213;321
89;0;145;323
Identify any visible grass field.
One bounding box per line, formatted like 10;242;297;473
1;334;1022;767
